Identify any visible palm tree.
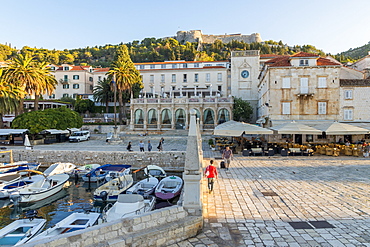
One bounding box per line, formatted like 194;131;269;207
107;45;142;124
33;61;57;111
0;69;24;128
93;78;113;113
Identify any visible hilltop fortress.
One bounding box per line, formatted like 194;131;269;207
176;30;262;44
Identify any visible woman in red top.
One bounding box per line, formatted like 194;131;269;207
204;160;218;193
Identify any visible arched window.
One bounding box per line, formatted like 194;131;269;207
161;109;171;124
203;109;215;124
147;109;157;124
134;109;144;124
175;109;186;129
218;108;230;124
192;108;201;120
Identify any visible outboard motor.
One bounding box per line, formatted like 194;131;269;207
100;191;108;201
9;191;21;205
25;210;38;221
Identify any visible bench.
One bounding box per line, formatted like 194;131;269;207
251;148;263;156
289;148;302;156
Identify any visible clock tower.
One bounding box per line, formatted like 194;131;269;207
230;50;260;123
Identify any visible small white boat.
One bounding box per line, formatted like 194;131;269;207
0;174;45;199
9;173;69;203
43;162;76;176
0;161;40;175
29;212;100;243
144;165;166;178
126;177;159;196
0;214;46;246
93;174;134;202
72;164;100;176
0;172;21;186
102;194;155;222
155;176;183;200
82;164;131;182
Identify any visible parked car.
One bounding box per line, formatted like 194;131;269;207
69;131;90;142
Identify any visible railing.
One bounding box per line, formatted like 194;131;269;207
147;124;157;129
134;124;144;128
161;124;172;129
132;97;232;104
203;124;215;129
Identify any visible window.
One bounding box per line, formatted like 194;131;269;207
150;75;154;83
318;77;327;88
172;64;177;69
282;77;291;88
172;74;176;83
218;85;222;92
139;65;145;69
90;85;93;90
183;74;187;83
217;73;222;82
63;84;69;89
89;77;93;82
318;102;327;114
49;94;55;99
204;64;212;67
161;74;165;83
62;93;69;98
344;109;353;120
300;78;309;94
183;64;187;68
73;75;79;80
194;63;200;68
63;75;68;82
64;66;69;71
150;64;155;69
194;74;199;82
98;76;101;81
206;73;210;82
73;84;79;89
282;102;290;115
299;59;308;66
345;90;353;99
161;64;166;69
72;94;77;99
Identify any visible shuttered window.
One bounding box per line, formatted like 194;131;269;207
318;77;327;88
318;102;327;115
344;109;353;120
282;102;290;115
300;78;309;94
282;77;291;88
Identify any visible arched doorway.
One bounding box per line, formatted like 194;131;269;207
218;108;230;124
175;109;186;129
134;109;144;128
203;108;215;129
147;109;157;129
161;109;172;128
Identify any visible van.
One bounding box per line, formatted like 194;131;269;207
69;131;90;142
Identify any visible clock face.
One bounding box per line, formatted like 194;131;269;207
241;70;249;78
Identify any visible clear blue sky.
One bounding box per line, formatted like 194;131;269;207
1;0;369;54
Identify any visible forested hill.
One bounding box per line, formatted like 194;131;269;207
0;37;347;67
338;42;370;60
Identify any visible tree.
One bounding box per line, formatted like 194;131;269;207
107;45;143;124
93;78;113;113
11;107;83;135
232;97;253;122
0;69;24;128
32;61;57;111
74;99;95;114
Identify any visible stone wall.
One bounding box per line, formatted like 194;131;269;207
23;206;203;247
3;150;186;172
176;30;262;44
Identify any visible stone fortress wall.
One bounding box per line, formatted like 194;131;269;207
176;30;262;44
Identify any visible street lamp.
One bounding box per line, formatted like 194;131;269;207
112;73;118;140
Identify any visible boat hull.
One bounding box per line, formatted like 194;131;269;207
154;176;183;200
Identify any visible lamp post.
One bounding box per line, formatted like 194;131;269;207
113;73;118;140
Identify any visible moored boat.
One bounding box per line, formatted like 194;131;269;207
43;162;76;176
143;165;166;178
155;175;183;200
102;194;155;222
28;212;100;243
82;164;131;182
93;174;134;202
0;211;46;246
126;177;159;196
0;174;45;199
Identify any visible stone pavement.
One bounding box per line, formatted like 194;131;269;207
174;155;370;247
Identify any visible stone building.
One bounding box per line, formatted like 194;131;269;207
176;30;262;44
257;52;364;143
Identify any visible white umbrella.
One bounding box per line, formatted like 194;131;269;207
214;120;273;136
314;121;370;135
270;121;322;134
24;134;32;150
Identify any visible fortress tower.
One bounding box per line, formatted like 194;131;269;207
176;30;262;44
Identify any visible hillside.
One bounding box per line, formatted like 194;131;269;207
338;42;370;60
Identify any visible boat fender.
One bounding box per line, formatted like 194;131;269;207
100;191;108;201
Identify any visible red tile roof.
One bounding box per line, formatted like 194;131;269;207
94;68;110;72
317;57;342;66
265;53;341;67
134;60;228;65
290;52;319;58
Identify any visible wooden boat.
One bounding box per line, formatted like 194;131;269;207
9;172;69;203
102;194;155;222
29;212;100;243
72;164;100;176
43;162;76;176
93;174;133;202
0;172;21;186
82;164;131;183
143;165;166;178
0;211;46;246
0;174;45;199
0;161;40;175
155;176;183;200
126;177;159;196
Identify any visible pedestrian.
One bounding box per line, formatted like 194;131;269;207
160;137;164;144
222;146;233;171
139;140;145;152
148;140;152;152
204;160;218;193
127;141;133;152
157;139;163;151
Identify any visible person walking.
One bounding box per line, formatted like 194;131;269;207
222;146;233;171
204;160;218;193
139;140;145;152
148;140;152;152
157;139;163;151
126;141;133;152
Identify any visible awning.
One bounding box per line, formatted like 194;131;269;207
314;122;370;135
0;129;28;136
41;129;70;135
214;120;273;136
270;121;322;134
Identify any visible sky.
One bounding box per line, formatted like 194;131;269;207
1;0;370;54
